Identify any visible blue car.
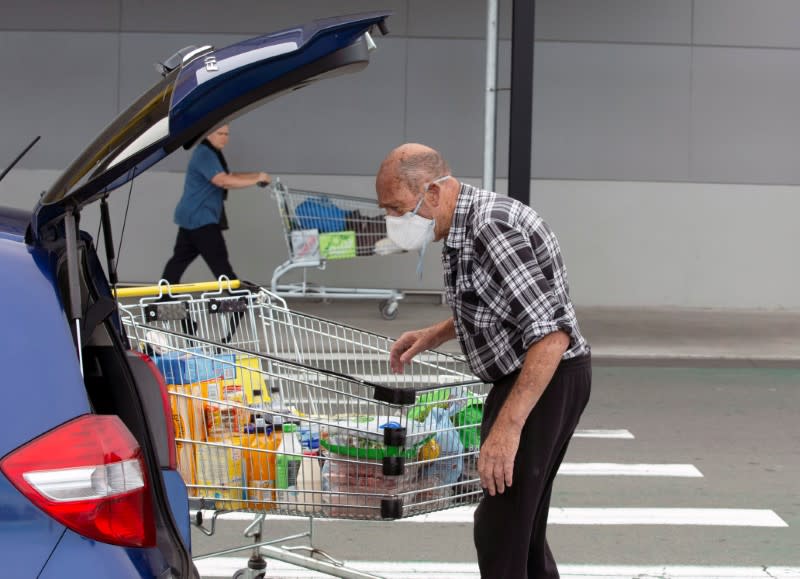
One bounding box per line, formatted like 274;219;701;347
0;12;390;578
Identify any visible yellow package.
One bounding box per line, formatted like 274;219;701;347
169;384;206;442
170;409;197;491
221;355;269;404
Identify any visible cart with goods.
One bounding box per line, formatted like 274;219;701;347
117;278;489;578
269;179;405;320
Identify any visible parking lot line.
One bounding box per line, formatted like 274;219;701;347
193;506;787;526
194;559;800;578
558;463;702;477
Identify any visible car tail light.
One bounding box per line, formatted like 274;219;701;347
0;414;156;547
133;351;178;470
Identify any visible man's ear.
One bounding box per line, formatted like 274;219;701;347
425;182;442;207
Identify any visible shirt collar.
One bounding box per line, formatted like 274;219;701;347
445;182;475;249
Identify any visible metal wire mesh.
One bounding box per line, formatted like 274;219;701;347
119;283;488;520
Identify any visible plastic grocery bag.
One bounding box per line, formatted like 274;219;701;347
419;408;463;486
295;197;347;232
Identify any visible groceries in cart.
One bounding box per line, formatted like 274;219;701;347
120;282;490;520
291;194;401;256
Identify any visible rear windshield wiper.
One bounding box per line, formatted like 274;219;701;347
0;136;41;185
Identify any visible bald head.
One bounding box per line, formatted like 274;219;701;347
376;143;451;193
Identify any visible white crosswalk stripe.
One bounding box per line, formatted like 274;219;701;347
193;426;792;578
195;558;800;578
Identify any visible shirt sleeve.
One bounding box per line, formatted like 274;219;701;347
474;220;576;350
191;145;226;184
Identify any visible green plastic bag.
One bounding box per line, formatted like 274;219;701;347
451;402;483;450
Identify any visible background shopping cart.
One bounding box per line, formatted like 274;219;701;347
270;180;405;320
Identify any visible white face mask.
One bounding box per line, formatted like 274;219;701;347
384;175;449;252
385;203;434;251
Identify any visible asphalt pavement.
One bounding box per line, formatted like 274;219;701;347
189;296;800;578
284;295;800;367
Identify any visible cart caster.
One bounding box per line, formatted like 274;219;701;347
379;300;398;320
232;569;265;579
232;553;267;578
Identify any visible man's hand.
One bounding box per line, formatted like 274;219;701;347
389;328;433;373
389;318;456;373
478;419;522;496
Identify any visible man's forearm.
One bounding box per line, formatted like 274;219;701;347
495;331;569;430
428;318;456;348
214;172;267;189
234;172;262;181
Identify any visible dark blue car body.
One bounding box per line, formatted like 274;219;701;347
0;12;389;578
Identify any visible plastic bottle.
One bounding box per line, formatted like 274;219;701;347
295;450;323;513
275;423;303;506
242;419;276;511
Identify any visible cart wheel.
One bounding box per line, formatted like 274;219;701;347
232;569;265;579
379;300;399;320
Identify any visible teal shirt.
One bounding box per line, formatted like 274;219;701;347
174;144;226;229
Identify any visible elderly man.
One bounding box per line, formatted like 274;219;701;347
377;143;591;578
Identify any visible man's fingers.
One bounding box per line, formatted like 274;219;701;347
399;342;423;366
477;442;516;497
390;339;414;373
389;347;406;373
390;332;426;372
504;460;514;490
493;463;506;494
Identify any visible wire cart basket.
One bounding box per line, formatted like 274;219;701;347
117;278;489;579
269;179;405;320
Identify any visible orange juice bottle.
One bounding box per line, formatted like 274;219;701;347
243;420;277;511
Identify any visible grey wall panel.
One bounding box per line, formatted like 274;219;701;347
532;42;691;181
235;38;407;176
407;0;513;39
536;0;692;44
0;32;119;171
534;180;800;308
691;47;800;184
120;0;408;35
694;0;800;48
1;0;120;31
405;38;487;178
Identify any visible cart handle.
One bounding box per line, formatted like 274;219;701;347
113;279;241;298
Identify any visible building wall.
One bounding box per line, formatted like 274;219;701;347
2;1;799;308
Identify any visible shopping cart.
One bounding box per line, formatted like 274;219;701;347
118;278;489;579
269;179;405;320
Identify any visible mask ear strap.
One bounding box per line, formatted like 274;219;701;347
411;194;425;216
416;220;435;280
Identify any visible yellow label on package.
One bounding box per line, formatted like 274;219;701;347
319;230;356;260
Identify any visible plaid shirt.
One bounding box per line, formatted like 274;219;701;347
442;183;590;382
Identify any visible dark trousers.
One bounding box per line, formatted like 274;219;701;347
161;224;237;284
474;354;591;579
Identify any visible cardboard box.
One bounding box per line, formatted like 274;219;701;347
220;355;269;405
153;348;235;385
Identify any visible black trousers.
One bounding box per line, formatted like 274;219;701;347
161;224;237;284
474;354;591;579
